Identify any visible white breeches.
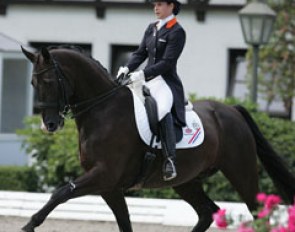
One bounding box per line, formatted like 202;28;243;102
145;75;173;121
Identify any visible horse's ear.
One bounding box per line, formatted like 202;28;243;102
21;46;36;63
41;47;52;63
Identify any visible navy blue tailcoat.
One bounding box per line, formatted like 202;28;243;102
126;18;186;126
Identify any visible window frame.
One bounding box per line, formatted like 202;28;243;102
226;48;290;119
0;52;33;138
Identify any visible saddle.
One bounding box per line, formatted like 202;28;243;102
142;85;183;144
127;83;204;187
128;83;204;149
142;86;159;137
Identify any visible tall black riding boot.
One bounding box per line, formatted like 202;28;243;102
159;113;177;181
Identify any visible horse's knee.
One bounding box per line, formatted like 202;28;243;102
50;183;73;203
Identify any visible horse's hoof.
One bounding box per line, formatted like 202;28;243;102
21;225;35;232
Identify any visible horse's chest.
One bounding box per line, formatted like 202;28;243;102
79;141;94;170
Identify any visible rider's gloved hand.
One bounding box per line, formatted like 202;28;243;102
129;70;145;82
116;66;129;79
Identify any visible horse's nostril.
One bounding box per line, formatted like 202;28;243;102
47;122;57;132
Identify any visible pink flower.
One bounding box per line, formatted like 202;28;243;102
288;204;295;218
289;222;295;232
265;194;281;209
256;193;267;203
288;204;295;232
212;209;228;228
271;226;288;232
238;223;255;232
258;207;271;218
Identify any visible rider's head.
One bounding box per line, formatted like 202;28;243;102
150;0;181;18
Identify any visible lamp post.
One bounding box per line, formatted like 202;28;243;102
239;0;276;103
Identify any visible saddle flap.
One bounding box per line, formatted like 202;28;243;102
142;86;159;136
128;86;205;150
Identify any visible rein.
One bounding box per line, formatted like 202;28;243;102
70;85;123;118
34;59;123;119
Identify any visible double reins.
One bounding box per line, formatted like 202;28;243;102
33;59;123;118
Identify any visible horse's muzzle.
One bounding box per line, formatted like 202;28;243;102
41;117;64;133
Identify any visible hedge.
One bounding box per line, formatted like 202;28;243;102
16;99;295;201
0;166;38;192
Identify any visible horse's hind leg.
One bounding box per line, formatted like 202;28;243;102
101;190;133;232
219;138;259;212
21;167;103;232
220;155;259;212
173;180;219;232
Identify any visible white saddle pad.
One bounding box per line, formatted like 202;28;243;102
128;87;204;149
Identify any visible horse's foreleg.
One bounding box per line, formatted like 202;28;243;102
173;180;219;232
101;190;133;232
22;167;102;232
21;182;74;232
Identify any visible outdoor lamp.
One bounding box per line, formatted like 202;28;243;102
238;0;276;103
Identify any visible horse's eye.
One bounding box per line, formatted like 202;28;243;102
42;78;55;84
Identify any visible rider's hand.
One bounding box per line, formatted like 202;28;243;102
129;70;145;82
116;66;129;78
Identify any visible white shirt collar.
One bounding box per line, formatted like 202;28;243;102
157;14;175;31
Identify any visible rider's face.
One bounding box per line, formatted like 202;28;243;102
153;2;174;19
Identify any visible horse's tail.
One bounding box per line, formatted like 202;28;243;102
234;105;295;204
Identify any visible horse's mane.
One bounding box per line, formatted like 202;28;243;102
47;45;113;80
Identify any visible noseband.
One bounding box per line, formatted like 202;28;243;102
33;59;123;118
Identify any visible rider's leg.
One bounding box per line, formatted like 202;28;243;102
145;76;176;181
159;112;177;181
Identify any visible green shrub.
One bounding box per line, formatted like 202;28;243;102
130;99;295;201
0;166;38;191
17;99;295;201
193;99;295;201
17;116;83;191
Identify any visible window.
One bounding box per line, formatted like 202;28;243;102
227;48;289;118
0;57;31;133
227;49;248;99
111;44;149;78
111;45;138;77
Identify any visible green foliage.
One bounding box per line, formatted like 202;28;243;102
17;100;295;201
130;99;295;201
203;100;295;201
17;116;83;191
247;0;295;113
0;166;38;191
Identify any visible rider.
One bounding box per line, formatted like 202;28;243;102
117;0;186;181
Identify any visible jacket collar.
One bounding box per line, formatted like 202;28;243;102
166;17;177;29
155;15;177;30
157;15;174;29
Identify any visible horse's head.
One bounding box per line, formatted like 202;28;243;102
22;46;70;133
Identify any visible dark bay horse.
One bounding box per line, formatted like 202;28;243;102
21;46;295;232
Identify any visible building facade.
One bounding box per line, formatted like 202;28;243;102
0;0;292;165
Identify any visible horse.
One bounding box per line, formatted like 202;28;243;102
21;46;295;232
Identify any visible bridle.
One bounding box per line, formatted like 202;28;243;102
33;60;71;117
33;59;123;118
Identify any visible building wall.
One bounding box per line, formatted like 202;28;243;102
0;135;28;165
0;4;247;165
0;5;246;98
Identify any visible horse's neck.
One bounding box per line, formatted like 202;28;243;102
76;70;113;98
75;86;132;135
61;54;115;103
